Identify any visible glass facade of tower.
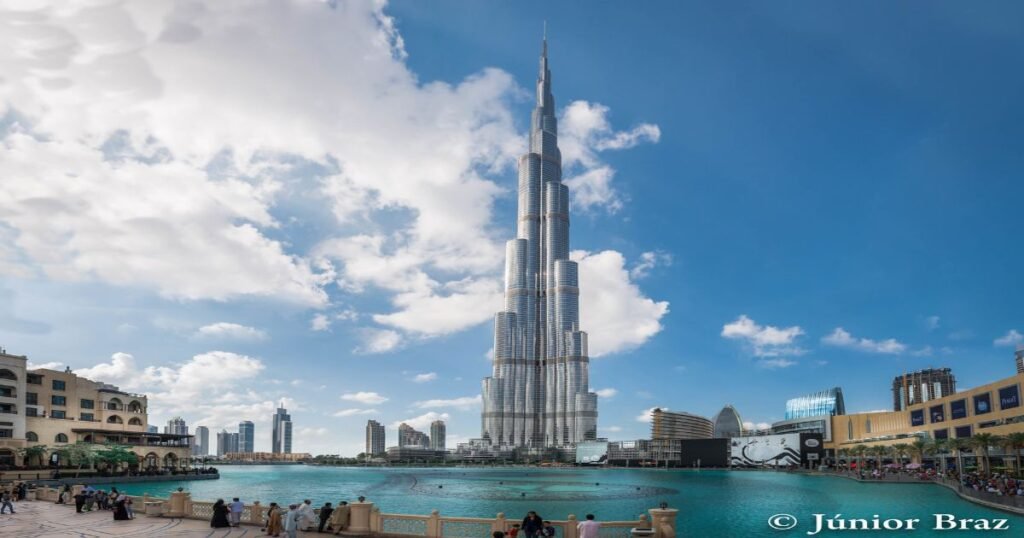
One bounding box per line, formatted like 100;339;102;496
481;38;598;448
784;387;846;420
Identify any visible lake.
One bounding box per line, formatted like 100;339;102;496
97;465;1023;536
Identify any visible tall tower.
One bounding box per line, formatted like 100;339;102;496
272;403;292;454
238;421;255;453
430;420;446;451
365;420;385;457
481;34;598;448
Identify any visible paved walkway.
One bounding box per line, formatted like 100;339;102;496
0;500;326;537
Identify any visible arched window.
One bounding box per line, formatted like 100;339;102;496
128;400;143;413
128;417;143;426
107;397;123;410
847;419;853;439
107;415;124;424
865;418;872;434
55;433;68;443
26;431;38;442
83;434;94;443
0;369;15;380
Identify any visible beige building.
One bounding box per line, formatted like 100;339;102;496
829;371;1024;452
0;350;191;469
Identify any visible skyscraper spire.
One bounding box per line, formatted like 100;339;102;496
481;34;598;449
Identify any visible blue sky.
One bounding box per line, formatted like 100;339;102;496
1;0;1022;455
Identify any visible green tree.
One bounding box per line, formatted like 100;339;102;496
55;442;97;478
909;438;929;465
930;438;948;474
868;445;887;471
1001;432;1024;478
851;444;867;473
971;433;1000;474
946;437;970;478
17;445;48;468
94;444;138;475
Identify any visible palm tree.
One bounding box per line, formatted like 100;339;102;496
837;448;850;471
851;444;867;475
868;445;887;472
971;433;1000;475
910;438;929;465
1001;432;1024;478
947;438;970;477
930;438;948;474
892;443;910;467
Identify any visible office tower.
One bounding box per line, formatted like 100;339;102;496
217;429;239;456
165;416;188;435
239;421;255;453
481;34;598;449
650;409;714;439
366;420;385;457
193;425;210;456
147;425;158;434
1016;345;1024;374
712;405;744;438
785;387;846;420
892;369;956;411
430;420;446;451
398;422;429;448
272;403;292;454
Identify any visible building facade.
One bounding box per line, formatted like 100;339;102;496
430;420;446;451
398;422;429;448
193;425;210;456
239;420;254;453
892;368;956;411
785;387;846;420
0;350;191;469
217;430;240;456
650;409;714;440
481;36;598;449
272;404;292;454
165;416;188;435
366;420;385;456
712;405;744;438
1016;345;1023;375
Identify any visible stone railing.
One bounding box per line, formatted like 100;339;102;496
27;487;679;537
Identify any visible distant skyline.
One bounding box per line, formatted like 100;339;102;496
1;1;1023;455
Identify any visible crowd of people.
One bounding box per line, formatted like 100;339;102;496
490;511;601;538
53;484;135;520
210;497;351;537
1;481;29;514
959;471;1024;496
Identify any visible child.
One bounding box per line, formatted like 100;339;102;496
543;520;557;537
509;523;521;538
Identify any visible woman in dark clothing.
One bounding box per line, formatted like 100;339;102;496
211;498;231;528
113;497;131;520
521;511;544;538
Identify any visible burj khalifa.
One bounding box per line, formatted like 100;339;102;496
481;37;598;448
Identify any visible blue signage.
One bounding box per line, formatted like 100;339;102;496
929;404;945;423
910;409;925;426
974;393;992;415
999;385;1020;410
950;399;967;420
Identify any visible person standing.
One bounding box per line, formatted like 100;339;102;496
210;499;231;528
542;520;557;537
521;511;544;537
318;502;334;532
113;496;130;521
124;495;134;519
264;502;283;537
0;490;14;514
297;499;316;531
84;488;96;512
73;490;86;513
578;514;601;538
284;504;302;538
229;497;244;527
329;501;349;535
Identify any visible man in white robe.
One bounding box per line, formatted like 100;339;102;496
297;499;317;531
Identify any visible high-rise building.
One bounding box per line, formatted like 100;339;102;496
892;369;956;411
650;409;714;440
398;422;429;448
147;425;159;434
239;421;255;453
217;429;239;456
430;420;446;451
272;403;292;454
193;425;210;456
481;35;598;449
366;420;385;457
165;416;188;436
1016;345;1024;375
785;388;846;420
712;405;744;438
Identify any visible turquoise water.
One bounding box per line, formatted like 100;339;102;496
96;466;1023;536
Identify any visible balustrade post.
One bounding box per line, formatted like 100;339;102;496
370;507;381;533
168;490;190;517
565;515;578;538
648;508;678;538
494;512;507;533
427;509;441;537
639;514;650;528
251;501;263;525
348;500;374;534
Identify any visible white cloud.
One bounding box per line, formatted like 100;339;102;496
354;328;402;354
572;250;669;356
27;361;63;370
822;327;906;354
412;372;438;383
759;358;797;369
333;408;378;418
742;421;771;431
392;411;450;431
594;388;618;398
341;392;388;405
311;314;331;332
635;407;666;423
601;425;623;433
630;251;672;280
414;395;482;410
721;315;805;357
310;309;360;332
925;315;941;331
994;330;1023;347
194;322;267;341
559;101;661;213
